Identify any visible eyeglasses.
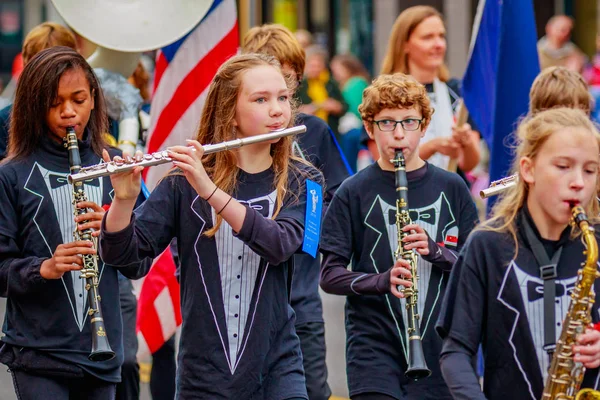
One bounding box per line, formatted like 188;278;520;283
373;118;423;132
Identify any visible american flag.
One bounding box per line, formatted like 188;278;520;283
136;0;238;357
136;247;182;355
145;0;239;187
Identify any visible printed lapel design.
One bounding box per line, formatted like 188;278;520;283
497;260;550;399
363;191;456;361
292;140;306;161
512;261;576;384
191;190;277;375
26;162;105;331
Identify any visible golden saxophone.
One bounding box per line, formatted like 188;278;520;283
543;205;600;399
392;150;431;380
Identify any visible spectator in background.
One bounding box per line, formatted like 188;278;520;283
295;29;313;50
297;45;347;139
330;53;371;171
538;15;587;72
583;33;600;122
0;22;77;160
330;54;370;120
380;5;481;181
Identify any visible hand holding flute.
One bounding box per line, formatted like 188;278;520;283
69;126;306;184
102;138;229;233
100;126;305;233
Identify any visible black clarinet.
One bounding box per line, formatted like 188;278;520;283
392;150;431;380
66;127;115;362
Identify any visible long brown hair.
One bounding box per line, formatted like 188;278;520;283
8;46;107;160
197;53;300;236
380;5;449;81
482;108;600;254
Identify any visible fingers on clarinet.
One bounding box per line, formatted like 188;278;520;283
391;267;412;283
76;212;102;223
61;244;96;256
76;201;103;212
390;285;403;298
64;263;83;272
390;276;412;287
390;276;402;285
416;247;429;256
57;255;83;267
402;224;420;232
79;221;102;231
60;240;93;249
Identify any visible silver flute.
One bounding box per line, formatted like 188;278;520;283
68;125;307;184
479;174;518;199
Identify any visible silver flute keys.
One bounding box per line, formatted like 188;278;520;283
68;125;307;184
479;174;518;199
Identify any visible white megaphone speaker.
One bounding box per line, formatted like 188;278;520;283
51;0;214;155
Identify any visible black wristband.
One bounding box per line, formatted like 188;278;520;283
217;196;233;215
204;186;218;201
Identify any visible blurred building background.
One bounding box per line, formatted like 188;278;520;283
1;0;599;90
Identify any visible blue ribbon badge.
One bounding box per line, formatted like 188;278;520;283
302;179;322;258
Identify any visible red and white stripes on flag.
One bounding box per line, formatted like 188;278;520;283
145;0;239;189
136;0;238;357
136;247;182;356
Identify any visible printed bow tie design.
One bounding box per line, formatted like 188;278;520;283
49;174;100;189
388;207;436;226
526;280;574;302
243;199;270;217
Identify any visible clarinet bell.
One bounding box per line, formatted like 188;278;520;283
405;338;431;381
89;325;115;362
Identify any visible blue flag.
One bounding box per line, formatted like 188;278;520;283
462;0;540;209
